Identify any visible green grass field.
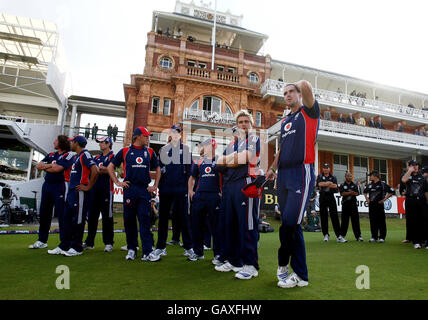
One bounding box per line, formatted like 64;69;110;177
0;215;427;300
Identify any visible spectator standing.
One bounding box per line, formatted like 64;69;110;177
91;123;98;140
396;122;403;132
346;113;356;125
375;117;385;129
357;116;366;126
414;129;420;135
107;124;113;139
420;126;426;136
112;125;118;142
323;107;331;120
85;123;91;139
337;114;346;123
368;117;376;128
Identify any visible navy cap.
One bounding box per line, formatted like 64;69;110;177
422;166;428;174
322;163;330;168
200;138;217;148
133;126;152;137
170;124;181;133
407;159;419;166
68;135;87;146
96;136;113;145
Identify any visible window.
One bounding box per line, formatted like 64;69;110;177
198;62;207;69
333;154;349;184
373;158;388;183
163;99;171;116
190;100;199;111
227;67;235;73
216;65;225;72
187;60;196;67
203;96;221;114
0;140;31;181
255;111;262;127
354;156;368;184
152;97;160;114
159;57;173;69
248;72;259;83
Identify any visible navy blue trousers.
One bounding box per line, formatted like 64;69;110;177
277;164;315;281
84;188;114;246
123;185;153;256
59;188;90;252
220;177;259;269
157;192;192;250
38;181;66;243
191;192;221;256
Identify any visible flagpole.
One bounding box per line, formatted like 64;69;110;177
211;0;217;70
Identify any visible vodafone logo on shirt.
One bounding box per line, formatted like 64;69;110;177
205;167;212;174
136;157;143;164
284;123;292;131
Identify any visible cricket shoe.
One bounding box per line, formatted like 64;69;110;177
337;236;348;243
277;272;309;288
357;237;364;242
63;248;82;257
153;248;167;257
47;247;66;255
104;244;113;252
414;244;422;249
277;266;289;281
126;249;136;261
187;252;204;261
203;245;211;250
121;245;139;251
235;265;258;280
215;262;243;273
28;241;47;249
142;251;161;262
378;239;385;243
167;240;181;246
82;243;94;250
183;249;194;257
323;235;329;242
369;238;376;243
212;255;222;266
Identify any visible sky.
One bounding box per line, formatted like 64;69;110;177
1;0;428;130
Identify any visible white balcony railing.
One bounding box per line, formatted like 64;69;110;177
183;108;235;125
260;79;428;122
0;114;57;125
268;118;428;147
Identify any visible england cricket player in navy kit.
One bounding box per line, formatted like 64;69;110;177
107;127;161;261
266;80;319;288
187;138;221;261
83;136;115;252
154;125;193;259
29;135;74;249
215;111;261;280
48;135;99;256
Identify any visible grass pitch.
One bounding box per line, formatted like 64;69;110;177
0;215;427;300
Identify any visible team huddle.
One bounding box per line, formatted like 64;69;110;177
28;80;426;289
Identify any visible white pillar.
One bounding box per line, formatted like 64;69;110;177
345;81;348;95
315;74;318;89
68;104;77;137
314;142;319;175
275;137;279;153
26;148;33;181
398;94;401;105
372;88;376;100
76;112;82;131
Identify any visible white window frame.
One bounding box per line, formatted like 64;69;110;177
163;98;171;116
152;97;160;114
216;65;225;72
159;57;172;69
187;60;196;67
255;111;262;127
227;67;235;73
198;62;207;69
248;72;259;83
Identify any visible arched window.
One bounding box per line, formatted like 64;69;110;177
159;56;173;69
225;104;232;115
248;72;259;83
190;100;199;111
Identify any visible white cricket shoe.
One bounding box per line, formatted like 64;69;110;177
121;245;139;251
357;237;364;242
378;239;385;243
277;266;289;281
215;261;243;273
47;247;66;255
277;272;309;288
323;234;329;242
28;241;47;249
126;249;136;261
369;238;376;243
337;236;348;243
142;251;160;262
183;248;194;257
104;244;113;252
235;265;258;280
187;252;204;261
82;243;94;250
203;245;211;250
212;255;222;266
63;248;82;257
414;244;422;249
153;248;167;257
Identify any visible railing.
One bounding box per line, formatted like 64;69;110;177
64;126;125;142
216;70;240;83
260;79;428;122
320;120;428;147
0;114;57;125
183;108;235;125
186;66;210;79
